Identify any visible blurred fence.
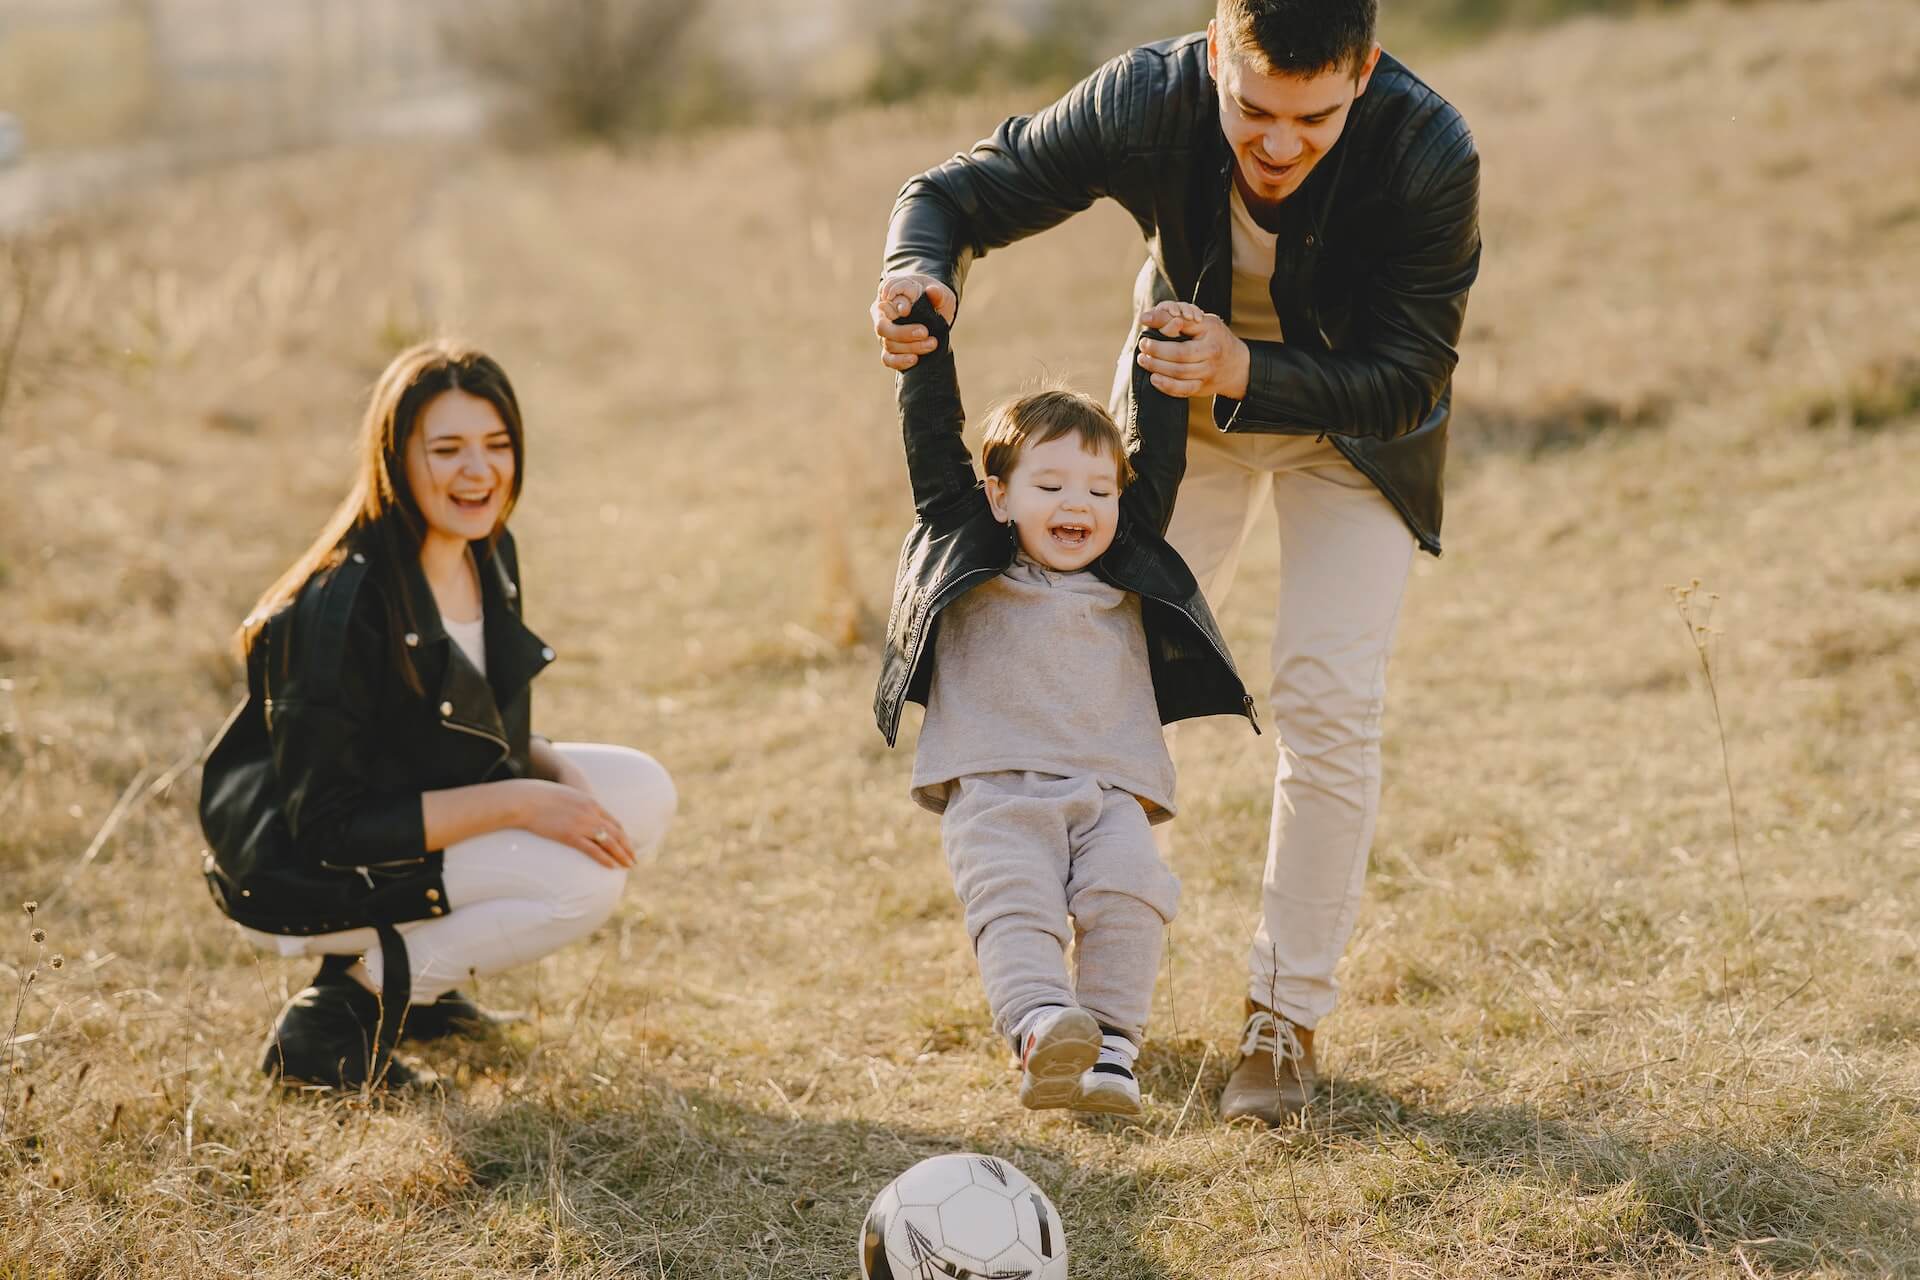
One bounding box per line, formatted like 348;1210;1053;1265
0;0;470;152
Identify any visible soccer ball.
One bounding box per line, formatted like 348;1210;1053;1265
860;1152;1067;1279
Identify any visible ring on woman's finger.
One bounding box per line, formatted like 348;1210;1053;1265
594;829;609;842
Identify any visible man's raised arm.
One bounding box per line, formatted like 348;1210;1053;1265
872;53;1134;370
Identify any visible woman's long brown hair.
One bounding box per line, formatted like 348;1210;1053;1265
237;339;526;694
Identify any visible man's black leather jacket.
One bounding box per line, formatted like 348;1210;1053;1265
883;34;1481;554
198;531;555;934
874;297;1256;746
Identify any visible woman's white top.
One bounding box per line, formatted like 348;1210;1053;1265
444;614;487;675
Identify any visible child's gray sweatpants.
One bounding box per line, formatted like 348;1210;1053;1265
942;771;1181;1046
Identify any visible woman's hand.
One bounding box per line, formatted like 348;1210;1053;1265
871;273;958;371
1136;302;1251;399
513;779;636;869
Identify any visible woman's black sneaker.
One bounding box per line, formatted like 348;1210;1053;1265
400;989;522;1042
260;968;418;1089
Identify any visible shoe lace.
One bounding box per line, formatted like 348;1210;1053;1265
1239;1009;1304;1063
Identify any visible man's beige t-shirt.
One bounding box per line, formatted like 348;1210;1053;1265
1187;183;1285;435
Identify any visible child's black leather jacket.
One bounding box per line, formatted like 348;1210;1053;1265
874;296;1256;746
198;531;555;935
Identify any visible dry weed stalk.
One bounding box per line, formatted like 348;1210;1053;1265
1670;580;1755;974
0;241;30;431
1;901;45;1137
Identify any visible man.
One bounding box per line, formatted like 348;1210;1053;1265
870;0;1479;1124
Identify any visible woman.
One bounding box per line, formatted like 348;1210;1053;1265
199;340;675;1089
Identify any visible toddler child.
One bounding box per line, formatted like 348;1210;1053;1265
874;293;1256;1114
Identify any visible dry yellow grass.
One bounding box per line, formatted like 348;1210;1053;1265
3;1;1919;1275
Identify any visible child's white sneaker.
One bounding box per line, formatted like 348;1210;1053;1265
1015;1006;1102;1111
1074;1031;1143;1116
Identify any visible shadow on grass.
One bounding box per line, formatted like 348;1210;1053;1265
426;1032;1918;1275
1123;1036;1918;1272
1295;1075;1920;1274
446;1078;1177;1278
1136;1033;1235;1116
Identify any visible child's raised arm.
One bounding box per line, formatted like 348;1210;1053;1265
896;293;979;523
1120;304;1199;537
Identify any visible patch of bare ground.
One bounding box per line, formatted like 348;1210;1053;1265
4;1;1918;1275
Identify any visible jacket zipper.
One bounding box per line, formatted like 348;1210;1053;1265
320;855;430;886
1133;583;1261;734
440;716;511;772
313;720;506;888
887;563;1004;745
1189;164;1229;308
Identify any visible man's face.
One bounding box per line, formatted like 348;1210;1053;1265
1208;22;1380;209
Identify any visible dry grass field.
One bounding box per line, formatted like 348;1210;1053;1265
4;1;1919;1275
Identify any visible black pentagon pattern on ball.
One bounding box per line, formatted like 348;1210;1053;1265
907;1220;939;1269
1029;1192;1055;1259
908;1218;1033;1280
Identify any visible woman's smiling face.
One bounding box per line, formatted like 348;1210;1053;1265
404;389;517;547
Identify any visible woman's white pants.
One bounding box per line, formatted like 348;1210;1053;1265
241;743;675;1001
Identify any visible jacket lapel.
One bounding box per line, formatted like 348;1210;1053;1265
398;542;549;742
477;540;554;708
1193;158;1234;317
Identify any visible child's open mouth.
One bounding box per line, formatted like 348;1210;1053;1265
451;491;494;512
1050;523;1090;548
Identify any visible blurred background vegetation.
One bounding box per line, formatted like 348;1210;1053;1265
0;0;1751;166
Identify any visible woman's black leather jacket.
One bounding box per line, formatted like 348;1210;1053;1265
874;297;1256;746
198;531;555;934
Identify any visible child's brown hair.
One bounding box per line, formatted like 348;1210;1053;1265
979;389;1135;487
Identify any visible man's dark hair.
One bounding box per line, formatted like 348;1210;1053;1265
1216;0;1378;76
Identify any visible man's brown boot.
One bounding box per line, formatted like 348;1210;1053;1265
1219;1000;1317;1125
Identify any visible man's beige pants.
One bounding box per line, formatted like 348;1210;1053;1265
1165;421;1416;1030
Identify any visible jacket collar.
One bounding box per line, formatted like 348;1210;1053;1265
395;539;554;732
477;541;555;706
1097;522;1200;603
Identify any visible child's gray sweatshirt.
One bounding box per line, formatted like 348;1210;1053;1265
910;554;1175;822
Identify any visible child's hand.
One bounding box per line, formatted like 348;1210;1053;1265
1136;303;1250;399
873;274;959;371
1140;300;1209;337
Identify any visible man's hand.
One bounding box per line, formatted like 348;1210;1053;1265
1137;301;1250;399
872;274;959;371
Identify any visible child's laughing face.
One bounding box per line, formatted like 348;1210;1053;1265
985;434;1123;572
